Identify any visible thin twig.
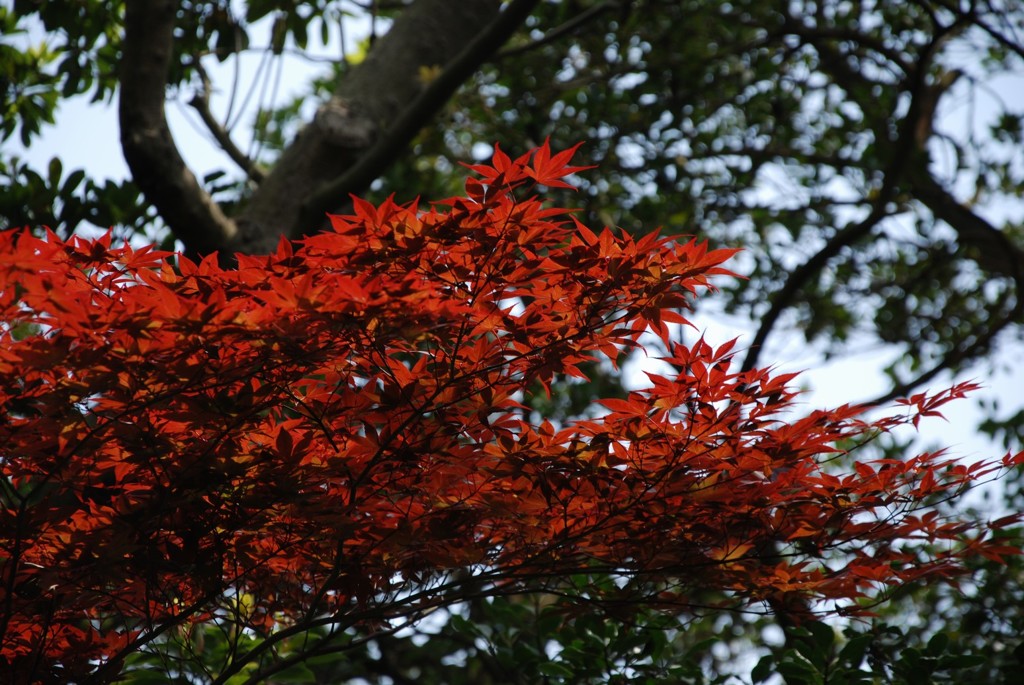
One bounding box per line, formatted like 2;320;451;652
189;60;267;184
497;0;621;59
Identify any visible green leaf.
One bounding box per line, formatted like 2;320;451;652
776;654;822;685
793;622;835;670
752;654;776;683
938;653;986;669
119;668;183;684
269;662;316;683
447;612;482;638
537;661;576;677
925;632;949;657
47;156;62;186
62;168;86;194
838;633;873;667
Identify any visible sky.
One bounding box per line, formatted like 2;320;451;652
11;7;1024;487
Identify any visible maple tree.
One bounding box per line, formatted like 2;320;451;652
1;144;1021;684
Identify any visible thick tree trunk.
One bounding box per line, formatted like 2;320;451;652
233;0;503;254
120;0;238;256
234;0;512;253
118;0;537;257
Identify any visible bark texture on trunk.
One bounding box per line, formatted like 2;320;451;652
233;0;503;254
118;0;534;257
119;0;237;256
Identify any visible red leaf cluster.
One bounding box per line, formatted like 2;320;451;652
0;142;1020;681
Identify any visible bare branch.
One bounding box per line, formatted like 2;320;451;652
776;15;914;75
928;0;1024;62
861;43;1024;404
188;60;267;184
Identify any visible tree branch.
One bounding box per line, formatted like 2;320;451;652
497;0;621;59
740;8;1024;407
233;0;514;254
737;205;889;377
738;15;959;377
297;0;542;233
929;0;1024;62
188;59;266;184
909;169;1024;283
119;0;237;256
866;293;1020;407
863;166;1024;407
